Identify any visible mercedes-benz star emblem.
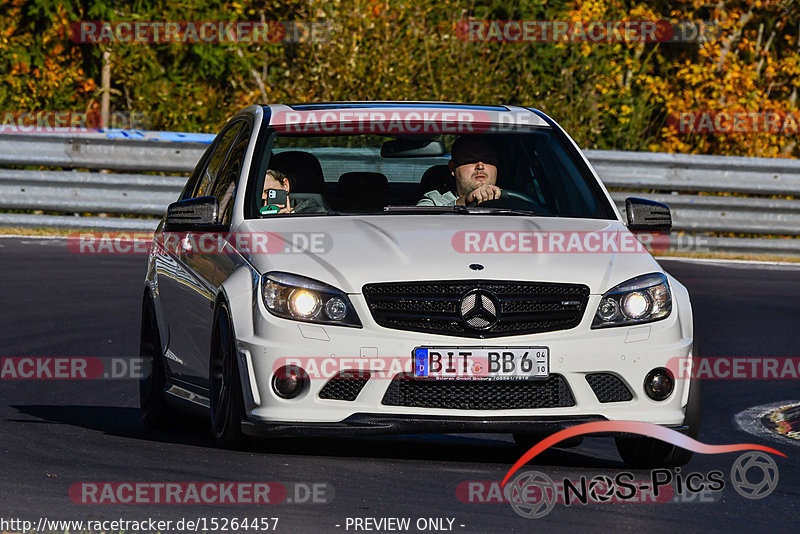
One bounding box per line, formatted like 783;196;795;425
460;289;500;330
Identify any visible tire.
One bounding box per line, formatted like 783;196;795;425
209;302;249;449
615;368;702;469
139;295;174;428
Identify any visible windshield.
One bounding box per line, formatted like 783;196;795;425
246;129;615;220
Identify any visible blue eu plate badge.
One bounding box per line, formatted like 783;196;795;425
415;348;429;377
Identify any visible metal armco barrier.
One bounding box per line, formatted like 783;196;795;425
1;131;799;255
0;131;210;172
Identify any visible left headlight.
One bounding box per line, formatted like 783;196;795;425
261;271;362;328
592;272;671;329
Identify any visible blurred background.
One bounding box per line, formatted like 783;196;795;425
2;0;799;157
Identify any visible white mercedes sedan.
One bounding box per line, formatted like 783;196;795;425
140;102;699;467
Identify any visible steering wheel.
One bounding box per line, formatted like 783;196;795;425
500;189;540;204
467;189;548;214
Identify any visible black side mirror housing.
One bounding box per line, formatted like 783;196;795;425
625;197;672;232
164;196;221;231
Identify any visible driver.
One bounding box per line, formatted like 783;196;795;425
417;136;502;206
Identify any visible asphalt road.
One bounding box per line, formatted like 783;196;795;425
1;236;798;533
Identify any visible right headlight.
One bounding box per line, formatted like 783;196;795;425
592;272;671;329
261;271;362;328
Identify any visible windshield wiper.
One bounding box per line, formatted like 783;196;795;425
382;205;470;214
353;206;551;216
463;206;551;216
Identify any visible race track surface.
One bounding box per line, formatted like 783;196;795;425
1;236;798;533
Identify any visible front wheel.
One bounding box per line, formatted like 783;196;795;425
209;302;249;449
615;374;702;468
139;295;174;428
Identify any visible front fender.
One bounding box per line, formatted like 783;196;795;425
666;273;693;343
217;265;260;410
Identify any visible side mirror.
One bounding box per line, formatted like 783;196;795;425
164;196;220;231
625;197;672;232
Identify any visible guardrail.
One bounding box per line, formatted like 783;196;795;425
1;131;799;256
586;150;800;255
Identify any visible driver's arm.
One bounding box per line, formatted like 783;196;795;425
416;190;459;206
460;184;501;205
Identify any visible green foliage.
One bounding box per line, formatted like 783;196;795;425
1;0;798;157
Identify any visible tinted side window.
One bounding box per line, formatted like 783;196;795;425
190;122;243;199
213;125;251;225
535;134;603;218
179;143;214;201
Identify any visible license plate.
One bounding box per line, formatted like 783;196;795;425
413;347;549;380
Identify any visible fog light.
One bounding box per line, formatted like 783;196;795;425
272;365;307;399
644;368;674;401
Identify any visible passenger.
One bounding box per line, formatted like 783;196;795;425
417;136;502;206
261;169;326;214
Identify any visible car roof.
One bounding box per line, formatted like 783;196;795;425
283;101;511;111
262;102;550;128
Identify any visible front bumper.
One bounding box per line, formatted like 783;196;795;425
234;293;695;430
241;413;692;437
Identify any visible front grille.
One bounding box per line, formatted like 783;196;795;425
586;373;633;403
318;370;371;401
381;373;575;410
362;280;589;338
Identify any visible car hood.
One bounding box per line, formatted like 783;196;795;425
234;216;662;295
